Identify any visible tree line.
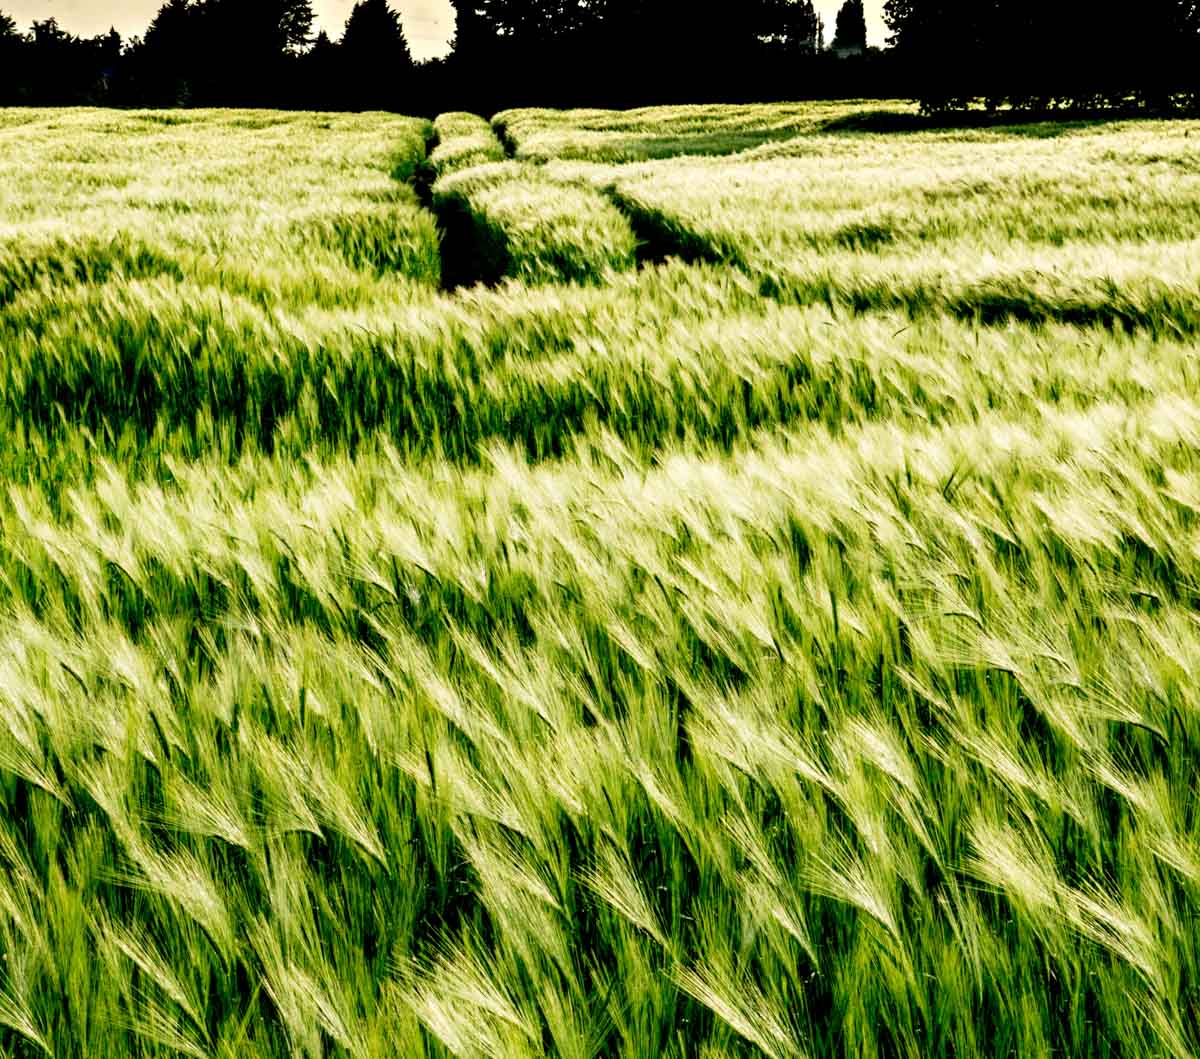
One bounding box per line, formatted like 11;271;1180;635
884;0;1200;113
0;0;878;112
0;1;417;110
1;0;1196;114
445;0;836;107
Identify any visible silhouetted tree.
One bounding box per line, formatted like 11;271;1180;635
776;0;824;54
3;0;1191;114
29;18;73;86
6;18;123;103
311;28;336;55
884;0;1199;112
883;0;997;110
881;0;915;48
443;0;502;109
132;0;201;104
199;0;315;103
1126;0;1199;107
0;10;21;102
90;28;124;101
341;0;415;110
143;0;195;54
832;0;866;51
449;0;497;58
238;0;315;56
466;0;590;44
297;29;340;107
722;0;823;101
442;0;591;108
442;0;833;109
128;0;315;106
278;0;316;52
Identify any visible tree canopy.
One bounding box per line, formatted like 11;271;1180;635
0;0;1196;114
832;0;866;51
340;0;415;110
883;0;1199;111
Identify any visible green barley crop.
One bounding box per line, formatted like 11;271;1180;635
549;119;1200;330
428;113;508;178
494;100;887;162
431;160;638;286
0;101;1198;1059
0;108;442;307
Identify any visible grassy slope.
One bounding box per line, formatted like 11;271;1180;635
0;103;1198;1059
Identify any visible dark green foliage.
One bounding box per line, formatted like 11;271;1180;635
126;0;316;105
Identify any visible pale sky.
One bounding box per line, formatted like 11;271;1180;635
4;0;457;59
3;1;887;62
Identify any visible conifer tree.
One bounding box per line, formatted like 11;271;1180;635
341;0;414;109
832;0;866;51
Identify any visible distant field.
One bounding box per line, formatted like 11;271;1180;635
1;103;1199;1059
493;101;882;161
546;118;1200;331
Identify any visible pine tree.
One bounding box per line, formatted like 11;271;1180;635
832;0;866;51
202;0;315;62
341;0;415;110
143;0;195;49
342;0;413;64
780;0;823;54
309;28;337;60
276;0;315;53
0;9;22;102
297;29;339;107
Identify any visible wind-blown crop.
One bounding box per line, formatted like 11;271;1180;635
432;160;638;286
429;112;508;177
0;101;1198;1059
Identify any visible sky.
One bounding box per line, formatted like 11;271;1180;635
3;1;888;62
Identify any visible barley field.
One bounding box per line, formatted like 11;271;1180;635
1;102;1199;1058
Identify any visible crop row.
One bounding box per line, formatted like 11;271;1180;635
427;112;507;178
